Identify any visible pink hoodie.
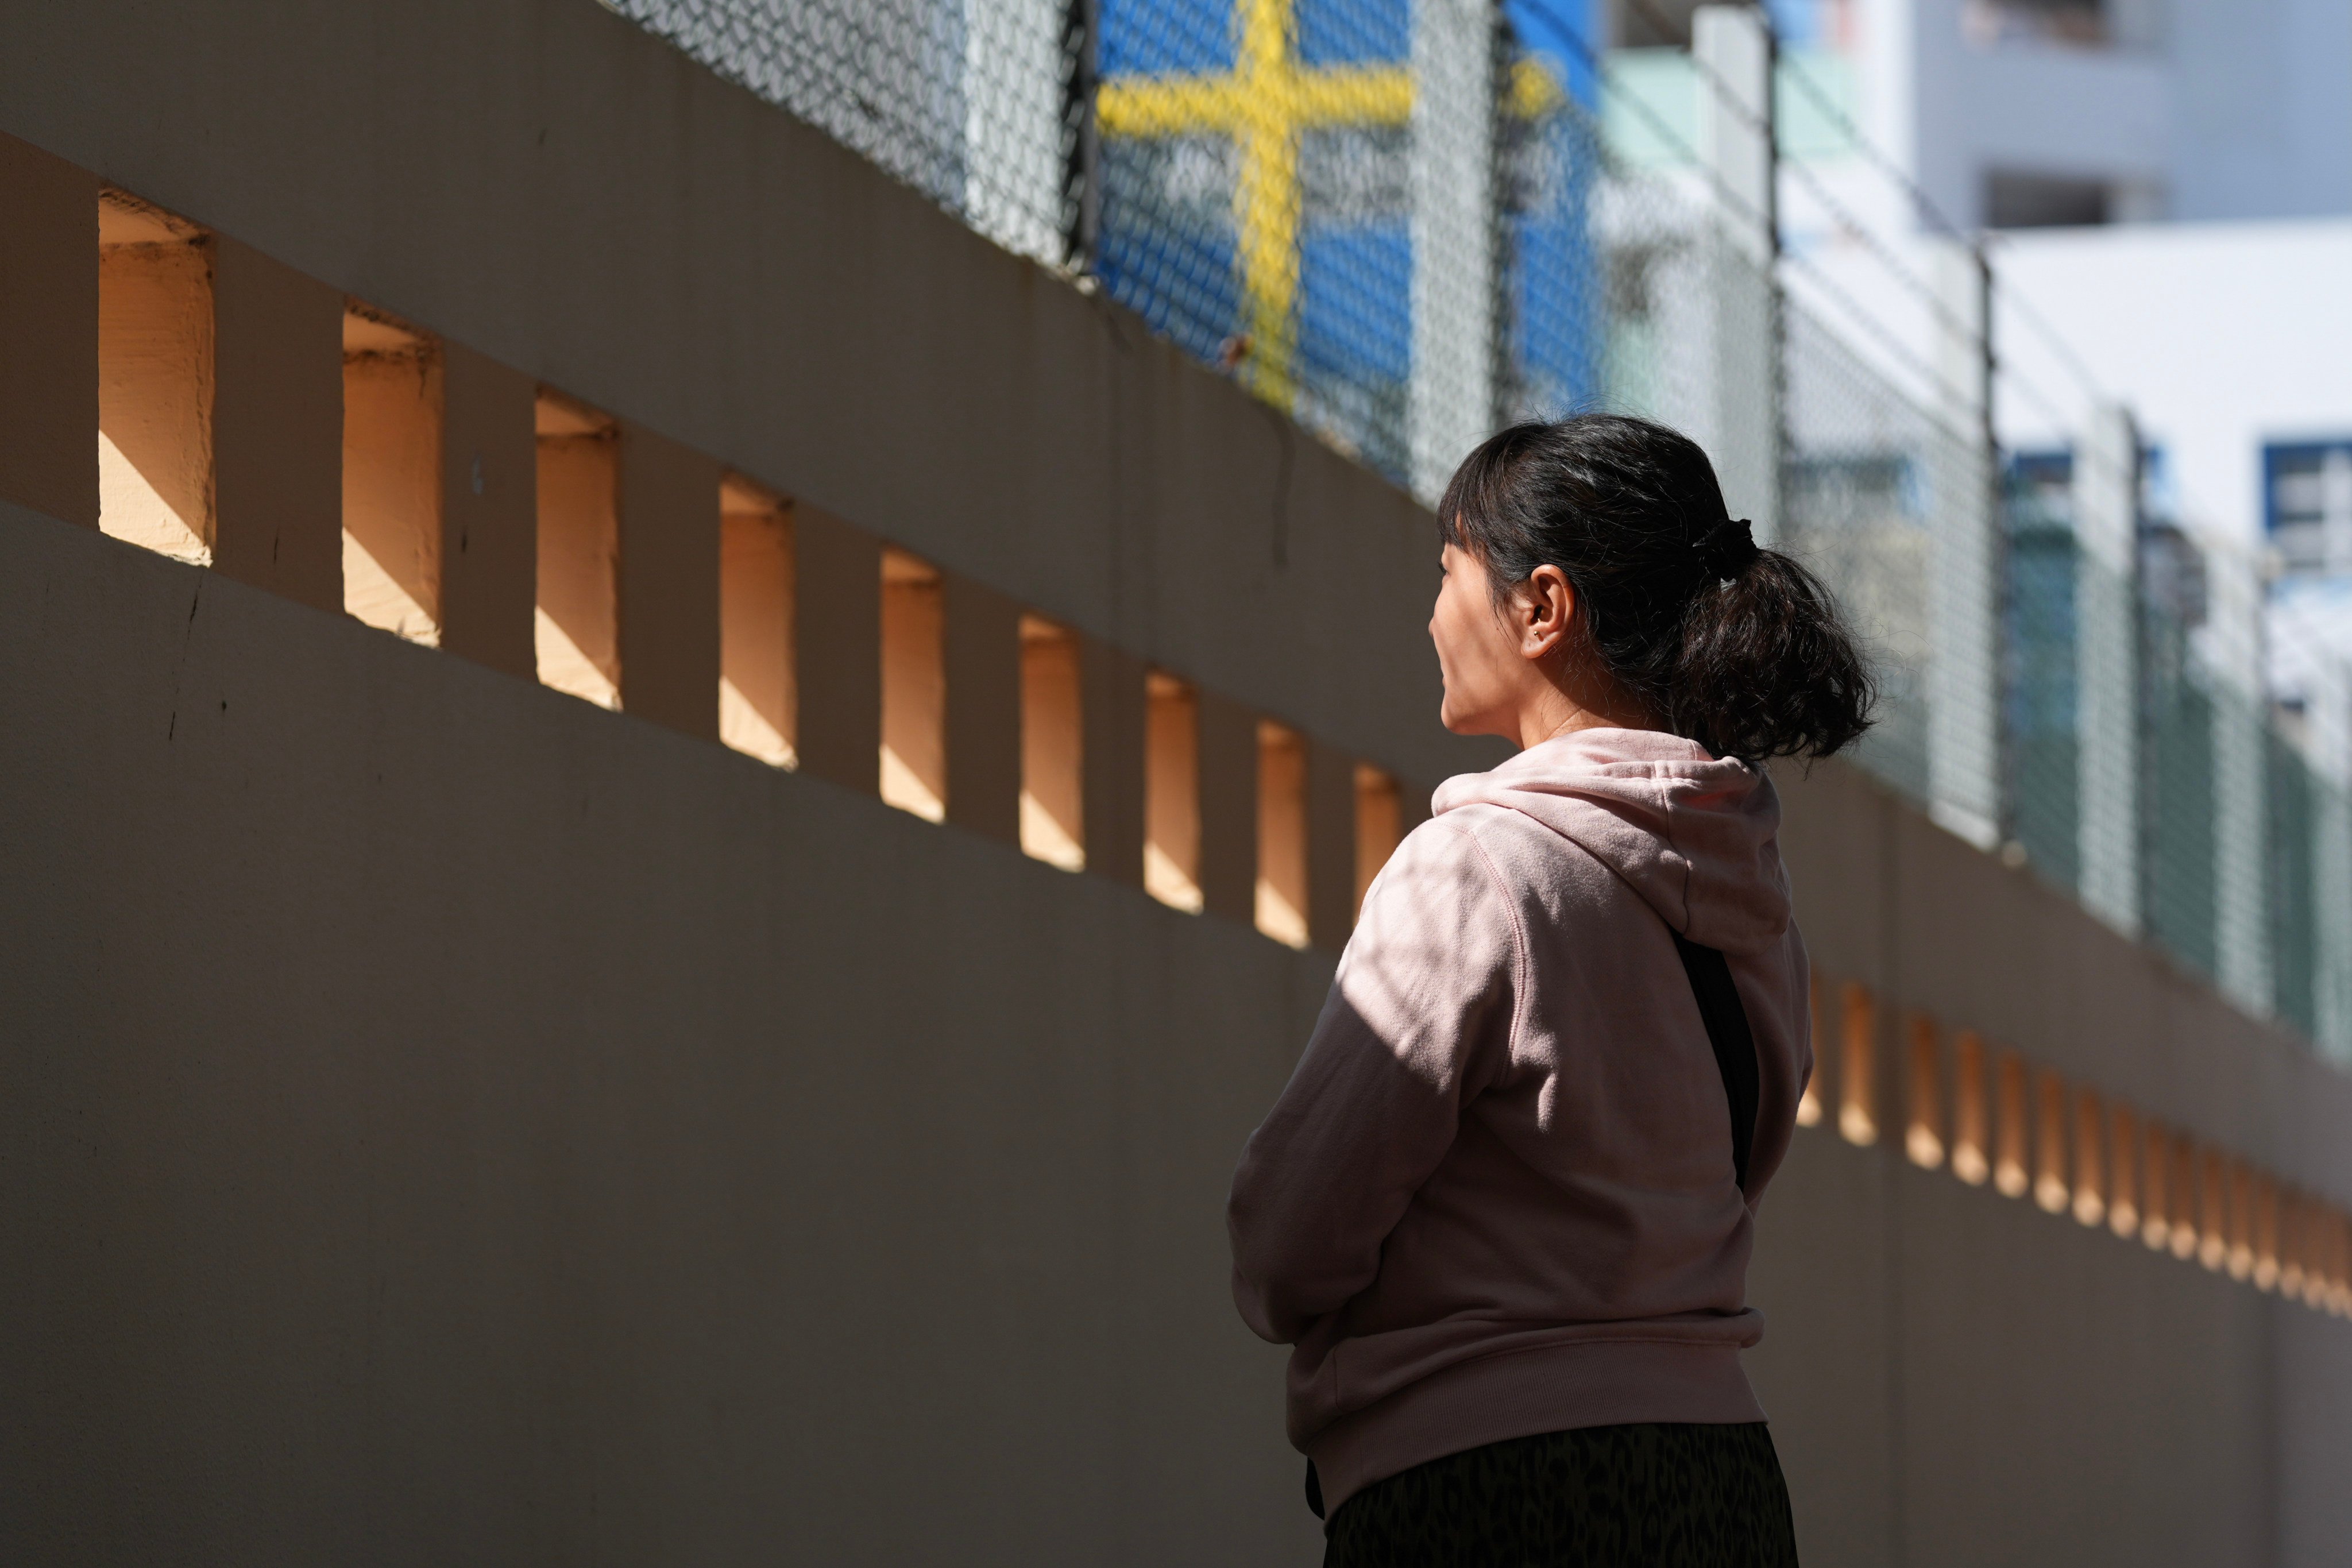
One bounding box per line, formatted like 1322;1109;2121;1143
1227;728;1812;1516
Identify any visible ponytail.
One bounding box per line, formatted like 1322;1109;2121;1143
1438;415;1874;763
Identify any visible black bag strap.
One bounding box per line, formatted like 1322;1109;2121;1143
1671;930;1760;1192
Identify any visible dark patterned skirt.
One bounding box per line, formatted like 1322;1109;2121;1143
1322;1423;1800;1568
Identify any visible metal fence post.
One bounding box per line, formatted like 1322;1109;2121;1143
2075;403;2141;933
2209;539;2273;1014
1060;0;1100;274
1407;0;1503;505
965;0;1073;263
1692;3;1779;544
2311;655;2352;1063
1925;240;2002;849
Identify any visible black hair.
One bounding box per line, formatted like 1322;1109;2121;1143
1436;414;1874;763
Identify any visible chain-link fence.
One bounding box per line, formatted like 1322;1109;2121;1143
607;0;2352;1064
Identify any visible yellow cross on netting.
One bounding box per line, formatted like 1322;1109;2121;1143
1098;0;1413;409
1097;3;1569;414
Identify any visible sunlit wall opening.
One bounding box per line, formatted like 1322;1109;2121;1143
2107;1103;2141;1239
534;391;620;708
2034;1069;2071;1215
2071;1088;2106;1227
1797;975;1825;1128
1144;671;1200;909
2170;1135;2203;1261
98;191;213;565
719;474;795;767
1838;982;1877;1147
1353;763;1402;922
1019;615;1084;870
1255;720;1310;949
1949;1029;1989;1184
880;548;947;821
342;307;441;643
1994;1050;2030;1199
1905;1014;1944;1169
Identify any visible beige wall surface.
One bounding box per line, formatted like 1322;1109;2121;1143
7;500;2352;1566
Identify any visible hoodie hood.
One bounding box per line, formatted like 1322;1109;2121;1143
1430;727;1790;955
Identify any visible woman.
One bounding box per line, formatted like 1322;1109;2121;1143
1227;415;1872;1566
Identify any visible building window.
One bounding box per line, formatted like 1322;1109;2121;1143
1983;169;2112;230
2262;439;2352;582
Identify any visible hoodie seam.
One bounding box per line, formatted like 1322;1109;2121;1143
1455;827;1532;1067
1654;772;1697;933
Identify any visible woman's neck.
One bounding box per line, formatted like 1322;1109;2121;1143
1511;673;1656;753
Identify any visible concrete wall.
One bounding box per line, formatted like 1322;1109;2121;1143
0;0;1493;802
0;500;1328;1565
3;0;2352;1562
6;496;2352;1566
1759;755;2352;1568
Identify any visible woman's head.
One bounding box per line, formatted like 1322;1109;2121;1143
1431;414;1874;762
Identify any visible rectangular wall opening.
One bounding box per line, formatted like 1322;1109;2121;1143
2324;1212;2349;1311
1353;764;1402;922
1144;672;1201;909
1019;616;1084;869
719;475;795;767
534;391;620;708
1949;1030;1988;1184
2107;1104;2140;1239
2198;1147;2229;1270
342;307;441;642
2255;1175;2280;1292
2141;1121;2172;1250
1904;1014;1943;1170
880;549;947;822
1256;721;1310;949
1837;983;1877;1147
2283;1191;2309;1299
2226;1161;2256;1280
1994;1049;2029;1198
2170;1135;2202;1260
98;191;213;564
1797;976;1824;1127
2034;1070;2071;1215
2282;1191;2308;1299
2071;1088;2106;1227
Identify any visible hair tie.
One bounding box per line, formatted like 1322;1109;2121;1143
1697;517;1760;580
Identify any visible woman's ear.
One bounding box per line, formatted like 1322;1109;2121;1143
1517;565;1575;661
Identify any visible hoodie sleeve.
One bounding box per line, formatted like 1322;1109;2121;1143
1227;817;1523;1345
